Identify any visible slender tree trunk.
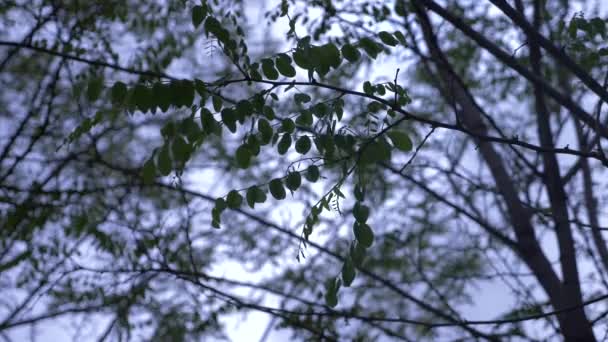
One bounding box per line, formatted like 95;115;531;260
412;1;596;340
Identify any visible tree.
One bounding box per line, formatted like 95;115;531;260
1;0;608;340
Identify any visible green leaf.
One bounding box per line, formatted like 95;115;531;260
200;108;219;135
235;144;252;169
192;5;206;28
153;82;171;112
111;81;128;105
341;44;360;62
246;135;260;156
395;1;407;16
157;144;172;176
285;171;301;191
205;17;229;43
235;100;253;121
277;134;292;155
258;119;273;145
387;131;413;151
353;222;374;248
378;31;398;46
180;117;202;143
354;184;365;202
141;158;156;184
305;165;320;182
215;198;227;212
294;93;312;104
293;48;313;70
262;59;279;80
269;179;286;200
275;53;296;77
358;37;382;59
212;95;223;112
363;81;374;95
295;136;311;154
172;136;191;164
221;108;237;133
160;121;177;138
296;110;313;126
394;30;406;45
87;76;104;102
353;202;370;222
311;102;329;118
319;42;341;69
359;139;391;164
569;19;578;38
350;241;366;266
174;80;194;108
325;291;338;308
263;105;275;120
281;118;296;134
194;79;207;97
246;186;267;208
133;84;152;112
226;190;243;209
324;277;340;308
341;257;356;287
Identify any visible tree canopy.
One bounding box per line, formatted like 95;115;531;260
1;0;608;340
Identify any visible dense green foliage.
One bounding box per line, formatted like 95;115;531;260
1;0;608;341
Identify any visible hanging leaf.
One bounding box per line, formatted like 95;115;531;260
263;105;275;120
341;257;356;287
277;134;292;155
319;42;341;69
153;82;171;112
275;53;296;77
358;37;382;59
295;136;311;154
294;93;312;104
285;171;301;191
281;118;296;133
324;277;341;308
226;190;243;209
363;81;374;95
235;145;252;169
387;131;413;151
133;84;152;112
353;222;374;248
354;184;365;202
378;31;398;46
172;136;191;164
246;135;261;156
111;81;128;105
87;76;104;102
258;119;273;144
269;179;286;200
350;241;366;266
305;165;320;182
262;58;279;80
359;139;391;164
296;110;313;126
141;158;156;184
212;95;223;112
156;144;172;176
341;44;361;62
221;108;237;133
352;202;370;223
246;186;267;208
192;5;206;28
